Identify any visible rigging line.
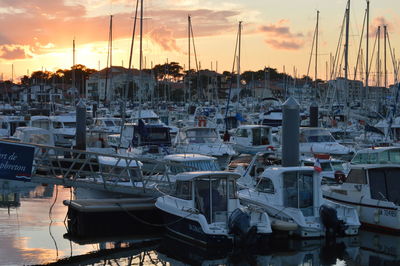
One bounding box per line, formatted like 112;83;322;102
128;0;140;70
190;24;199;72
306;14;317;80
367;28;379;83
353;7;367;80
330;8;347;80
386;31;399;83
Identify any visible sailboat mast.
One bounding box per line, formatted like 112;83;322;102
188;15;191;103
315;10;319;99
384;25;387;88
344;0;350;82
72;39;76;92
365;0;369;102
237;21;242;92
138;0;143;117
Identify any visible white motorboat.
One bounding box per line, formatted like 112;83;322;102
301;154;349;184
323;164;400;232
231;125;275;155
173;127;236;170
239;165;360;237
49;114;76;147
155;171;272;248
298;127;354;158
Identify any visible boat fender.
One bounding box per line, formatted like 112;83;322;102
319;205;346;237
198;116;207;127
266;145;275;151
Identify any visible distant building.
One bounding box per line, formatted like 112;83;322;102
86;66;155;102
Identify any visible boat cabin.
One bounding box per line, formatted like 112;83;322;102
173;172;240;223
258;167;320;216
176;127;220;144
232;125;272;150
132;120;171;148
351;147;400;165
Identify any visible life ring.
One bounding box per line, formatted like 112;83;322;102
334;170;346;183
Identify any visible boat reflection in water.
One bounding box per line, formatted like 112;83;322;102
357;230;400;265
0;179;54;208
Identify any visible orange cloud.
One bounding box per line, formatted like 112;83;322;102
0;0;242;60
259;20;304;50
0;45;31;60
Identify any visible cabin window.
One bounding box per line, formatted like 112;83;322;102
32;120;50;130
256;178;275;193
320;162;332;171
252;127;270;145
369;168;400;204
64;122;76;128
331;162;345;171
1;122;7;129
236;129;248;138
379;150;400;164
175;181;192;200
169;160;220;174
29;134;50;144
283;171;314;216
228;180;237;199
346;169;366;184
53;122;63;129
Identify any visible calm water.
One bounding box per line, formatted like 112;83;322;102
0;181;399;266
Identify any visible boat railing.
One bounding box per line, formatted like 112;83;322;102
1;140;176;197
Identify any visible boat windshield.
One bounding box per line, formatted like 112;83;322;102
32;120;50;130
28;134;51;144
63;122;76;128
283;171;314;216
185;128;219;143
331;161;345;171
169;160;220;174
104;120;115;127
300;129;335;143
352;149;400;164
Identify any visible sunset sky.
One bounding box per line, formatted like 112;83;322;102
0;0;399;83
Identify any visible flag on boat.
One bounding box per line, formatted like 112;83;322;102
314;159;322;173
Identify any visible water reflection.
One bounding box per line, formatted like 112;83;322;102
2;180;400;265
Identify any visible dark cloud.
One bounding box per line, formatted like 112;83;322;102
369;16;393;38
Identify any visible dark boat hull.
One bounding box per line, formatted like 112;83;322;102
161;211;232;248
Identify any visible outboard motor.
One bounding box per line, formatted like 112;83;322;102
228;208;258;247
320;205;346;237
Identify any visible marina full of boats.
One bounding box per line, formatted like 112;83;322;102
2;94;400;252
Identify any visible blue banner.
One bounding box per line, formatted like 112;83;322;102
0;141;34;182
